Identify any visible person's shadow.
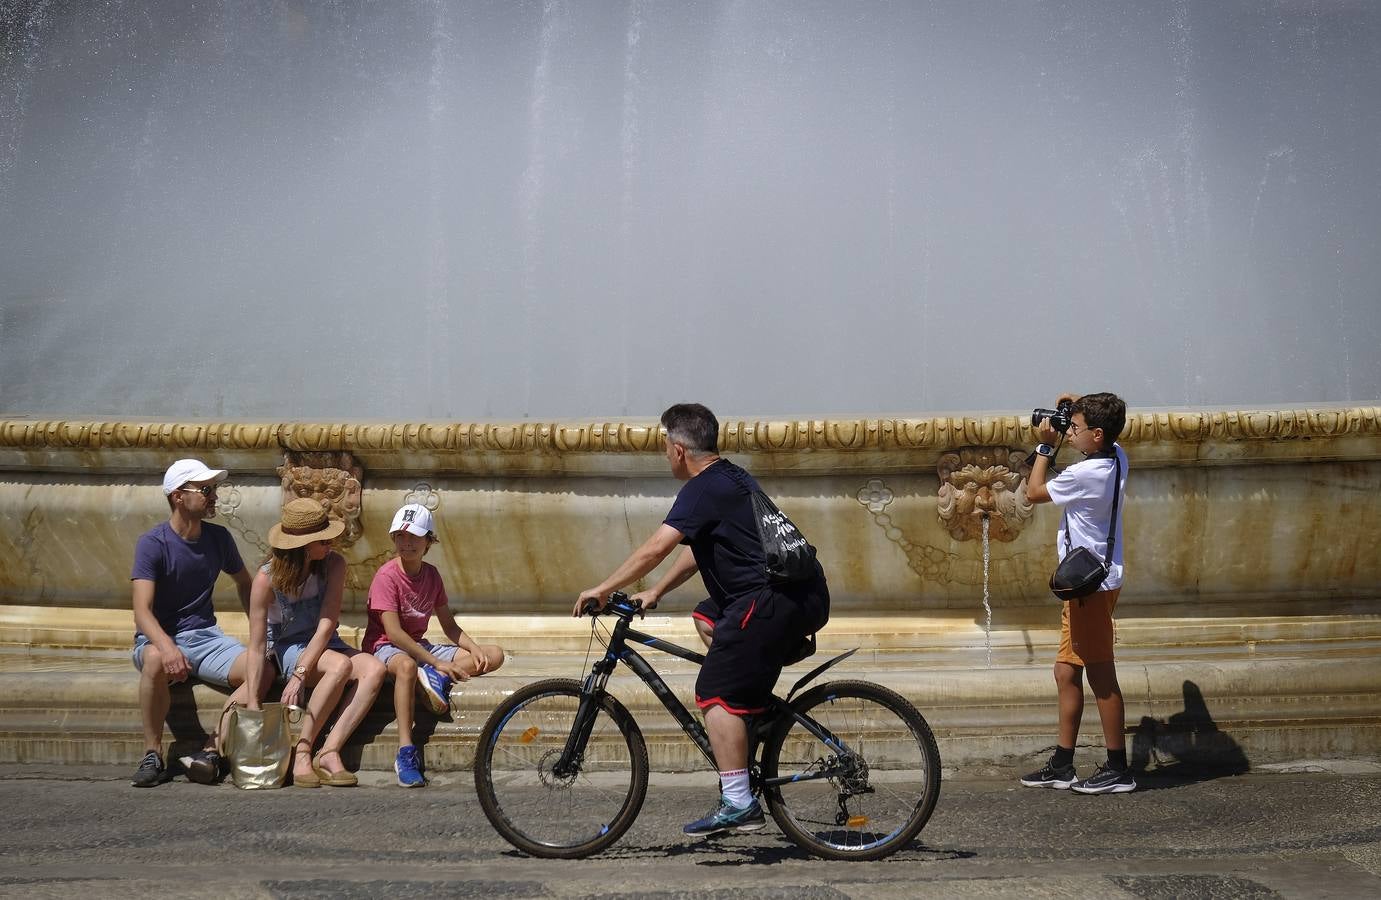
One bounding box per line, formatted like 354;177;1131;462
334;684;443;771
1130;679;1250;788
163;680;249;774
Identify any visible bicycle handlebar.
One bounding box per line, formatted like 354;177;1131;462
582;591;643;620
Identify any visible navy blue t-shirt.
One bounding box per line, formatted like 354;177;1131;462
663;459;769;606
130;520;245;638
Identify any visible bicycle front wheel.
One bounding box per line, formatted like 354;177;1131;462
762;680;941;861
474;678;649;858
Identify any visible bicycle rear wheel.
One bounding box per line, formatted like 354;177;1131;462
761;680;941;861
474;678;649;858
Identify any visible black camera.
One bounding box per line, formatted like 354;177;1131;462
1031;400;1073;434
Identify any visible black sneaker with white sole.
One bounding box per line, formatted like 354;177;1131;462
1019;761;1078;789
185;749;222;785
1072;764;1136;794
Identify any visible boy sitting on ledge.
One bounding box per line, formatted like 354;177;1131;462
363;503;505;787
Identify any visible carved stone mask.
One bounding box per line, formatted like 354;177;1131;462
935;448;1034;542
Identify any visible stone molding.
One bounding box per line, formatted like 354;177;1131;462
2;406;1376;455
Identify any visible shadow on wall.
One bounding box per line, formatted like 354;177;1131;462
1131;680;1250;783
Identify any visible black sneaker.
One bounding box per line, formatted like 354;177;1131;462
1072;764;1136;794
131;750;168;788
1019;761;1078;789
185;749;222;785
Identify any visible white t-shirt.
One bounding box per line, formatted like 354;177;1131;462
1045;444;1128;591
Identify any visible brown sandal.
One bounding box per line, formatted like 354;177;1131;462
312;750;358;787
291;739;320;788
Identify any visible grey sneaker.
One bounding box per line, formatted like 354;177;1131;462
1020;761;1078;789
1072;764;1136;794
131;750;168;788
683;796;766;836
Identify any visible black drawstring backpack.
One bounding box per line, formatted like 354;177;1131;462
724;463;818;583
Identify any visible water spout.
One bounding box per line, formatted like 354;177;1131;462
981;512;992;669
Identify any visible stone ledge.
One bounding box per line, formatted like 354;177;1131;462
4;605;1380;657
1;650;1377;771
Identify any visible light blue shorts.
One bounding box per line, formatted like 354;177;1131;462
273;634;356;680
373;640;458;668
132;625;246;688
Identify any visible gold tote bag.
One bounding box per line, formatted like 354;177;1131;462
220;702;300;790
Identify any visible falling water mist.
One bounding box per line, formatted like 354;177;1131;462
1;2;1378;420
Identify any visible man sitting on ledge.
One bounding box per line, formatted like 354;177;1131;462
129;459;273;787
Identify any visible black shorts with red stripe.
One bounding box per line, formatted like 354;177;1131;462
694;574;830;716
692;597;722;632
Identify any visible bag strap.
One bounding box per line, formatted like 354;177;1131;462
717;458;753;495
217;701;240;756
1103;452;1122;566
1061;450;1122;567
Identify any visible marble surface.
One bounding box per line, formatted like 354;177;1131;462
0;406;1378;617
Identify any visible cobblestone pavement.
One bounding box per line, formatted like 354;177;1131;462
1;762;1379;899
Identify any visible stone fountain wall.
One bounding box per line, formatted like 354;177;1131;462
1;406;1378;623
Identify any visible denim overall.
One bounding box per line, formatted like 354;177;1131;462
265;570;328;650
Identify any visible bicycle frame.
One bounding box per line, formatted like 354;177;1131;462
558;597;858;792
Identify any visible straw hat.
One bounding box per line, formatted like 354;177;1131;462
267;498;346;550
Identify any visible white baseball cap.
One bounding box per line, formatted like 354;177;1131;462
390;503;437;539
162;458;229;495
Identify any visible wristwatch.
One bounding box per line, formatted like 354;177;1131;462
292;665;308;679
1035;443;1056;458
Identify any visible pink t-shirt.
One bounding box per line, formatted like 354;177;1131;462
363;558;450;653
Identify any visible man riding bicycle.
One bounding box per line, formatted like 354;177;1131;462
574;402;830;836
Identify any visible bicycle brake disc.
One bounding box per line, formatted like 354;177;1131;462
537;749;580;788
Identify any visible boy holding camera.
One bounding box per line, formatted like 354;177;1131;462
1020;392;1135;794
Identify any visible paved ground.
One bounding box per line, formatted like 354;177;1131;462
1;761;1379;899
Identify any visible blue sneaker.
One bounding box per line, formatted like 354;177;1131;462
416;664;451;715
395;745;425;788
683;795;766;836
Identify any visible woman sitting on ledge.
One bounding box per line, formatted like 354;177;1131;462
246;498;385;787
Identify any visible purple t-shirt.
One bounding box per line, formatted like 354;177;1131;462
131;520;245;638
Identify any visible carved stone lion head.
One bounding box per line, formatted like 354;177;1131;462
277;451;364;546
935;447;1034;542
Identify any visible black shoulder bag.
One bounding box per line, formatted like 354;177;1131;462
1049;452;1121;602
723;463;818;583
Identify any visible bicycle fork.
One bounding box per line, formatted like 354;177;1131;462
554;660;617;778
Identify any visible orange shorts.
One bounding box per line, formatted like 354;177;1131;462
1056;587;1120;666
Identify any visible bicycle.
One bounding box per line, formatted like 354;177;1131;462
474;592;942;860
